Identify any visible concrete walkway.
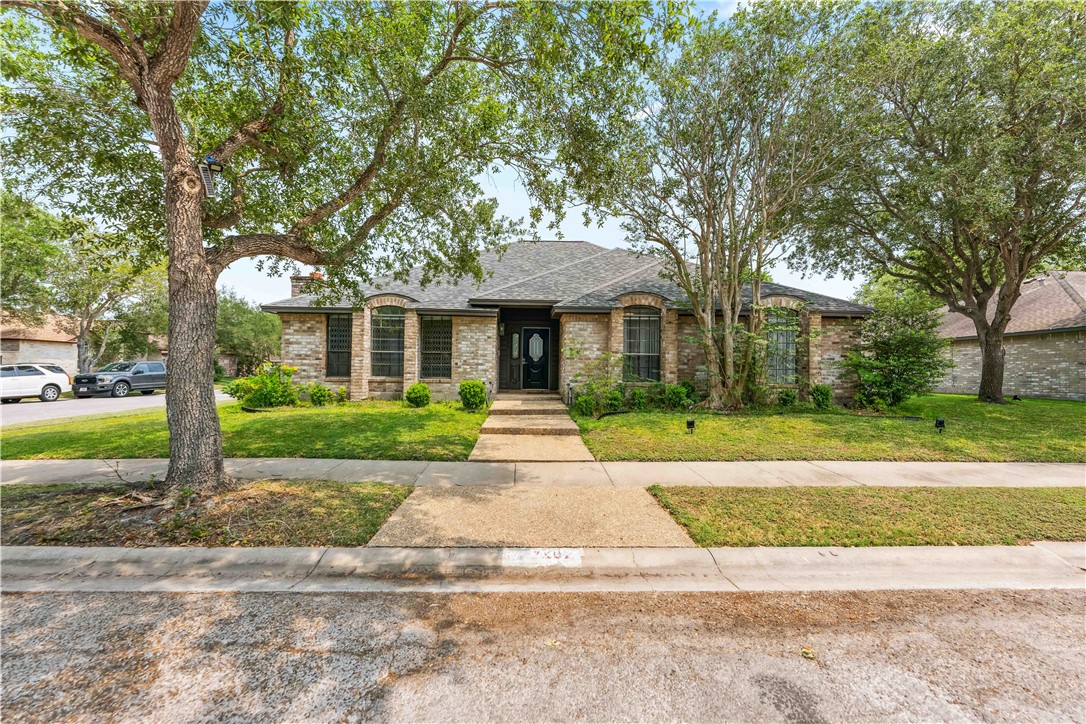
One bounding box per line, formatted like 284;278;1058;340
3;542;1082;593
468;392;595;462
2;457;1082;487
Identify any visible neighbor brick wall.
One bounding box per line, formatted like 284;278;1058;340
936;330;1086;401
0;340;78;375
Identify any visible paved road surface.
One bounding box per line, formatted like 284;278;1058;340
2;589;1082;721
0;391;230;426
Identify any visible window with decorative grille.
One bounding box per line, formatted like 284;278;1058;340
767;308;798;384
371;306;405;376
326;314;352;378
624;306;661;381
420;316;452;379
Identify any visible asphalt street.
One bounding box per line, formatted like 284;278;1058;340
0;391;230;426
2;589;1082;722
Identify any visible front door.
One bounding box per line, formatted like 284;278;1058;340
522;328;549;389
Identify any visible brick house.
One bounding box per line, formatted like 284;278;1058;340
0;315;78;375
262;241;871;402
936;270;1086;401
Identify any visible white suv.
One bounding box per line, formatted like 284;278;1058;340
0;363;72;403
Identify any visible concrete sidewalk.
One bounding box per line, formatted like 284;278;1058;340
3;542;1083;593
2;457;1082;487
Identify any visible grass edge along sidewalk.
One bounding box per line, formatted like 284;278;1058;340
649;485;1086;548
2;481;1085;549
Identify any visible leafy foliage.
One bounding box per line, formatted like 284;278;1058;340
305;383;334;407
0;191;61;325
216;288;281;376
404;382;431;408
457;379;487;411
776;388;798;407
843;278;953;410
809;384;833;410
224;363;299;409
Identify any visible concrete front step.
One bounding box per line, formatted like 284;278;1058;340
493;391;562;400
480;415;580;435
489;399;569;416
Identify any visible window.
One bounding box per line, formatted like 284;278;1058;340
0;366;15;378
624;306;661;381
767;308;797;384
17;365;44;376
420;316;452;379
148;362;166;373
1;339;18;351
44;365;66;374
371;306;405;377
326;314;353;378
133;364;149;374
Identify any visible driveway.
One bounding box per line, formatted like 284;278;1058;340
2;589;1082;721
0;391;231;426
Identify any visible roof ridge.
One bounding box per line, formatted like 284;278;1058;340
1052;272;1086;316
558;253;666;305
472;244;617;298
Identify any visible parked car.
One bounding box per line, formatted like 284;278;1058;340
0;363;72;403
73;360;167;398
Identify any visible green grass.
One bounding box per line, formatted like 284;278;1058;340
0;480;411;547
1;401;486;461
578;394;1086;462
649;485;1086;547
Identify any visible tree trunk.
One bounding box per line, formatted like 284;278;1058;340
976;328;1007;403
146;88;231;494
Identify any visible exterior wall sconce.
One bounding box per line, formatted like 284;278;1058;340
935;418;945;433
499;323;505;336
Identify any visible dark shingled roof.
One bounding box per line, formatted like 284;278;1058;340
262;240;872;317
938;271;1086;339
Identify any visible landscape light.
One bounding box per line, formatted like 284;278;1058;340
1012;395;1021;401
935;418;945;433
687;418;695;434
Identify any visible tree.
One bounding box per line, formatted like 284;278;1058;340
216;288;280;376
49;229;148;372
0;191;61;325
843;274;952;409
796;0;1086;403
97;265;169;362
581;2;853;409
3;1;681;494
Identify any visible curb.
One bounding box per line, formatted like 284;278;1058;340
3;543;1083;593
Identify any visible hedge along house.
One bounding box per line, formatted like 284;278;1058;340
261;241;871;402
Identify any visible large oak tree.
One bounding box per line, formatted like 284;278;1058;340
795;0;1086;402
2;1;679;493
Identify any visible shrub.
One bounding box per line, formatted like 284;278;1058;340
844;275;953;409
307;383;334;407
334;386;349;404
777;388;798;407
573;394;596;417
679;379;699;404
223;362;299;408
458;379;487;411
404;382;431;408
662;384;689;410
810;384;833;410
604;388;624;412
628;387;647;411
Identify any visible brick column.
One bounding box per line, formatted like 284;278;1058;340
805;311;822;387
662;308;679;384
403;309;419;389
349;308;369;400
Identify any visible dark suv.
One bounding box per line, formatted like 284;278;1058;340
73;361;167;398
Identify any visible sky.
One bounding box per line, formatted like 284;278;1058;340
217;0;861;306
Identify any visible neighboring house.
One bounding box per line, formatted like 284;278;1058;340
936;270;1086;401
0;315;78;375
262;241;871;403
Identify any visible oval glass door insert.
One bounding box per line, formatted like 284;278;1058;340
528;333;543;362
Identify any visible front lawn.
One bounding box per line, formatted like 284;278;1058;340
1;401;485;461
0;480;411;546
650;485;1086;547
578;394;1086;462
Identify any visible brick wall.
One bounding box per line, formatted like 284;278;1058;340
559;313;611;395
0;340;78;375
817;316;863;402
936;330;1086;401
279;313;329;386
